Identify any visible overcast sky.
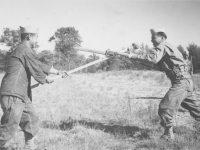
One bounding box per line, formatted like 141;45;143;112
0;0;199;53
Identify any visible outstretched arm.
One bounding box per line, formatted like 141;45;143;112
128;47;166;71
37;60;68;76
129;47;165;64
24;51;54;84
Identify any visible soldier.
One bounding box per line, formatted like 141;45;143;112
0;26;67;149
128;28;200;140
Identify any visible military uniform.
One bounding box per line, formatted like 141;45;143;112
130;29;200;138
0;27;51;147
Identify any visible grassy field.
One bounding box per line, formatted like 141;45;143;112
1;71;200;150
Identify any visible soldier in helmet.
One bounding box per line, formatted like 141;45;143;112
0;26;67;149
128;28;200;140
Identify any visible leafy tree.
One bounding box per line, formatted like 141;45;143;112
187;43;200;59
85;54;100;73
0;28;20;52
0;50;7;71
98;61;109;71
74;54;86;67
187;43;200;72
86;54;100;63
37;50;54;65
108;56;126;71
177;45;187;59
49;27;82;70
0;28;21;70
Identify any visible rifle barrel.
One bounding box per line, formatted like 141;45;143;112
74;47;106;55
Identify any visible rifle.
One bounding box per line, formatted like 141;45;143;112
74;47;160;71
31;57;109;89
31;47;160;89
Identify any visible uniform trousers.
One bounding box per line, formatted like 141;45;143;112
0;96;39;147
158;78;200;127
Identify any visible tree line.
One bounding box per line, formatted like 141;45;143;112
0;27;200;73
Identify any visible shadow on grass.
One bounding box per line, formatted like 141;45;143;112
134;97;162;100
60;119;151;139
42;119;151;139
134;139;184;150
135;125;200;150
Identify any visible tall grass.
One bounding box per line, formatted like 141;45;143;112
0;71;198;150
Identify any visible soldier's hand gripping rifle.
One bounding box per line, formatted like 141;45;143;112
74;47;160;71
31;57;109;89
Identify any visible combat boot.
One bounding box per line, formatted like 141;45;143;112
160;126;175;141
24;133;38;150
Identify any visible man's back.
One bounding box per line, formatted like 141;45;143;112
0;43;32;101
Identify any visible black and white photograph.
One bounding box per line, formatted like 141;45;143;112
0;0;200;149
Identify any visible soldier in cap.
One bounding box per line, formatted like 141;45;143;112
0;26;67;149
128;28;200;140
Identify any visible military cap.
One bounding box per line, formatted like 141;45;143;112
20;26;39;34
150;28;166;35
150;28;167;39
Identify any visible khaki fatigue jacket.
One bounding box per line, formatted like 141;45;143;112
137;42;191;82
0;43;52;103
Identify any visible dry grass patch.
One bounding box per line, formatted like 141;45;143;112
0;71;200;150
